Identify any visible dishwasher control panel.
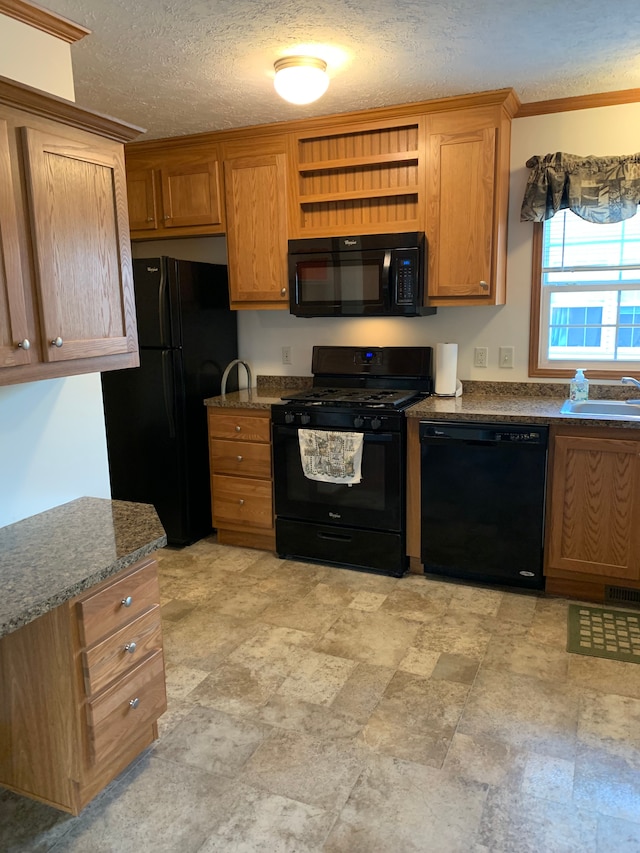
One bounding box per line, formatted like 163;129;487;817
420;421;548;446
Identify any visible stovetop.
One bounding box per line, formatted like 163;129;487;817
272;345;433;429
279;386;425;410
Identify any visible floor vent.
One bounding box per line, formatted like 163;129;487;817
605;585;640;608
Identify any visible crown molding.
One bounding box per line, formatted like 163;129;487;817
518;87;640;117
0;0;90;43
0;74;144;142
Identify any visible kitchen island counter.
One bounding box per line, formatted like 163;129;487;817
0;497;166;638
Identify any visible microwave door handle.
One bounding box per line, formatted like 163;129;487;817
382;250;392;302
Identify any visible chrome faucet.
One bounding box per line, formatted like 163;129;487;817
621;376;640;405
220;359;253;395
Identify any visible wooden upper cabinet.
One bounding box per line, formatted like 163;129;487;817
160;153;222;228
223;138;288;310
126;166;157;231
125;145;224;238
288;116;424;239
22;127;138;363
546;429;640;583
0;76;142;388
425;105;512;306
0;119;30;369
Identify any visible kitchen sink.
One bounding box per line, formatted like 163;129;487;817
560;399;640;421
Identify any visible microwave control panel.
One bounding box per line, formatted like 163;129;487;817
394;250;418;305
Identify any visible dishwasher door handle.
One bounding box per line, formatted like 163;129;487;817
421;435;500;447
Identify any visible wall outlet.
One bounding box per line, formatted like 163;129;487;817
474;346;488;368
499;346;514;368
281;346;292;365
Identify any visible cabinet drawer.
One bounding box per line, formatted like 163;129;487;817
76;559;160;648
82;605;162;697
212;474;273;529
210;439;271;478
208;410;270;442
87;650;166;765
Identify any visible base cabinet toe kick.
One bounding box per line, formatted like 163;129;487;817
0;557;167;815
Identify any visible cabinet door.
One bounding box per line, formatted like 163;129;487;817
224;153;288;308
21;127;138;363
0;119;30;368
159;153;222;228
547;434;640;580
426;122;498;303
126;166;157;231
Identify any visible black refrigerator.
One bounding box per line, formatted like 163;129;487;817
101;257;238;546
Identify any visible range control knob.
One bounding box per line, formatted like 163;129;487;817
370;417;382;430
353;416;365;428
300;413;311;425
284;411;295;424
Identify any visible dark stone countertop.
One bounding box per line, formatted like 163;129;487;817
0;497;167;639
204;377;640;430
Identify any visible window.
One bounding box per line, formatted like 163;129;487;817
532;209;640;376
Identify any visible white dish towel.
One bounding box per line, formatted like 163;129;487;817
298;429;364;484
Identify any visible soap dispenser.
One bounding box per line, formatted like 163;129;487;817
570;368;589;401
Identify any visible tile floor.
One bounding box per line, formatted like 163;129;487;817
3;538;640;851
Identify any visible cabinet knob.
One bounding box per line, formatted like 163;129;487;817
163;215;170;220
124;642;137;654
129;697;140;710
146;217;154;222
239;499;245;506
281;288;287;297
51;336;63;347
17;339;30;350
236;455;243;462
479;280;489;290
235;425;241;432
121;595;133;608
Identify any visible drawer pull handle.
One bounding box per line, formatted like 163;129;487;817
121;596;133;608
124;642;137;654
235;425;241;432
129;697;140;710
239;499;245;506
237;455;243;461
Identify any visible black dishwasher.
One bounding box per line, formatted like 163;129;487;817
420;421;548;590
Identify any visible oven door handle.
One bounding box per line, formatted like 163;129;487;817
274;425;395;442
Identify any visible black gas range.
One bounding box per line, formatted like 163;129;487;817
272;346;433;431
271;346;433;577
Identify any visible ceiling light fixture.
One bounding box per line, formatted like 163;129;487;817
273;56;329;105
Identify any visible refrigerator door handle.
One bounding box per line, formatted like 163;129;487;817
158;270;168;346
161;350;176;439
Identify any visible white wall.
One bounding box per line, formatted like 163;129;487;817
135;101;640;385
0;13;112;528
0;13;74;100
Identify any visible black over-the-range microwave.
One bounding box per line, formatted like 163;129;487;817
288;231;436;318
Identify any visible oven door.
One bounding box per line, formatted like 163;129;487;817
272;424;404;531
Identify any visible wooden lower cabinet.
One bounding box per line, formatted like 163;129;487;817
545;426;640;601
208;407;275;550
0;557;166;814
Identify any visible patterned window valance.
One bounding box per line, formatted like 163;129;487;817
520;152;640;224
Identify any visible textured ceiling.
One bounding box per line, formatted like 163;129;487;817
41;0;640;140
